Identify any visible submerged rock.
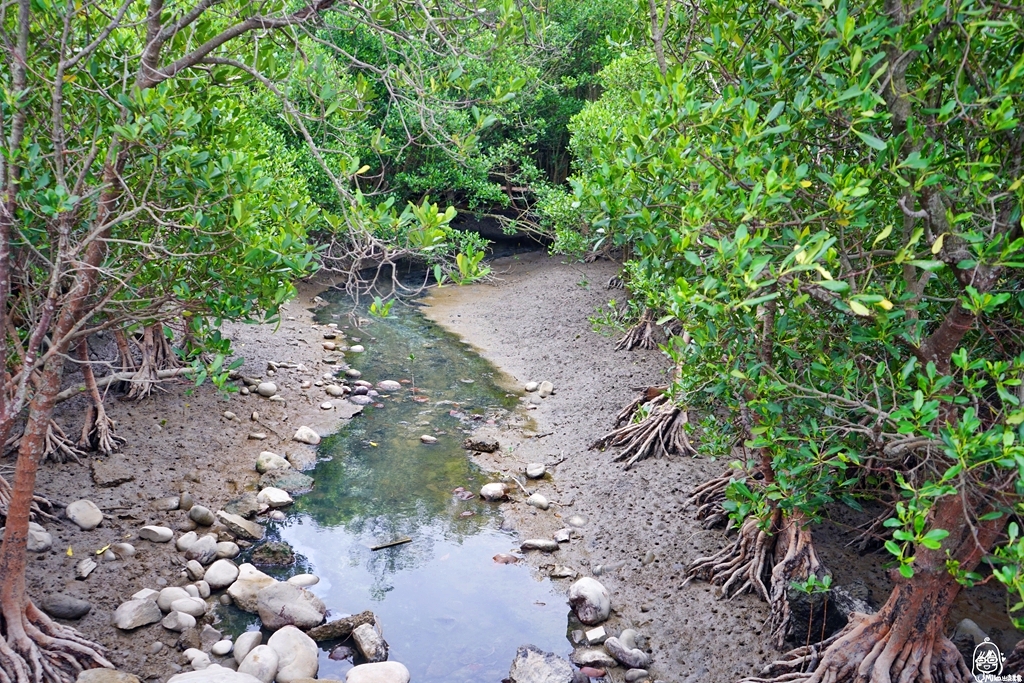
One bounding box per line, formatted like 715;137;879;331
259;470;314;494
307;610;375;642
463;436;500;452
346;662;411;683
508;644;574;683
251;541;295;567
256;582;326;630
216;511;265;541
351;623;389;663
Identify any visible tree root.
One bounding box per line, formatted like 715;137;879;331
76;341;123;455
126;324;179;401
683;512;777;602
0;601;113;683
4;422;83;465
0;477;54;524
589;389;695;469
687;469;739;529
616;308;658;351
741;609;971;683
768;515;827;648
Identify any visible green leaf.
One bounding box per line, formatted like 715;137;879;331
899;564;915;579
853;129;888;151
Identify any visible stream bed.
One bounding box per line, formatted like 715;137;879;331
219;292;570;681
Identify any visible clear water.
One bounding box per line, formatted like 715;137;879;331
218;294;571;681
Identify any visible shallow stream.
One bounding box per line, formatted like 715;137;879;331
219;292;570;680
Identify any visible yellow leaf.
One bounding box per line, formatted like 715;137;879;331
355;165;371;176
931;233;945;254
1010;178;1022;192
95;544;110;555
848;300;872;316
872;225;893;248
877;299;893;310
837;219;850;227
799;180;812;188
814;265;833;280
369;442;378;447
66;546;73;557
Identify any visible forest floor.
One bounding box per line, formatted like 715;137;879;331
16;250;1020;683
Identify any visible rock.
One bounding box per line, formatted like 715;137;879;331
319;401;333;410
189;505;216;526
508;644;574;683
131;587;158;600
480;483;508;501
521;539;559;552
259;470;315;493
350;394;373;405
212;640;234;656
157;587;192;612
185;560;205;581
168;666;263;683
176;531;199;552
216;511;265;541
269;511;286;521
75;558;97;579
625;670;650;683
76;671;142;683
256;451;291;474
538;381;554;398
256;382;278;397
286;449;317;470
292;426;321;445
463;436;499;452
571;649;617;668
248;432;268;440
184;585;200;598
420;434;437;444
256;487;293;508
112;542;135;559
66;499;103;530
252;541;295;566
113;599;162;630
152;496;180;511
137;525;173;543
526;463;546;479
378;380;401;391
323;341;336;351
256;582;326;630
584;626;607;645
191;651;212;670
238;645;279;683
225;492;261;519
345;662;411;683
234;631;263;664
185;534;219;565
351;623;388;663
227;564;277;613
527;493;550;510
196;581;211;599
349;345;365;353
525;382;539;392
307;610;375;642
579;668;606;679
90;455;134;488
568;515;587;527
568;578;610;625
3;522;55;552
170;597;208;618
217;541;241;559
325;385;347;397
268;626;319;682
162;611;197;632
604;633;650;669
286;574;319;587
40;593;92;620
554;528;571;543
204;559;240;590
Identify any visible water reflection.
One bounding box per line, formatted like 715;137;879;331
219;294;570;681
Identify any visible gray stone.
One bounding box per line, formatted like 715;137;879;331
463;436;499;452
625;670;651;683
419;434;437;444
212;640;233;656
345;662;411;683
224;492;261;519
538;381;554;398
306;611;375;642
227;564;277;613
75;558;97;579
185;560;205;580
66;500;103;530
256;582;326;631
524;382;539;392
554;528;571;543
521;539;559;553
351;623;388;663
205;559;240;590
377;380;402;392
256;487;293;508
584;626;607;645
234;631;263;664
176;531;199;552
179;492;195;511
526;493;549;510
567;515;587;528
350;394;374;405
526;463;546;479
216;541;241;559
167;665;263;683
570;649;617;668
161;610;197;632
325;385;346;397
152;496;180;511
113;599;162;630
185;534;219;565
170;597;208;617
256;382;278;397
4;522;55;552
238;645;278;683
267;626;318;682
111;542;135;559
157;587;192;612
131;588;159;602
90;455;135;488
200;624;223;647
508;644;574;683
184;585;200;598
256;451;290;474
76;671;141;683
604;635;651;669
139;525;173;543
189;505;216;526
568;577;610;625
480;483;508;501
195;581;211;599
258;470;314;494
40;593;92;619
285;449;316;471
292;426;320;445
216;511;265;541
286;574;319;587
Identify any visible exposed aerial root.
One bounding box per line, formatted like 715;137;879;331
768;515;827;648
740;599;970;683
0;476;54;524
683;512;777;602
126;324;179;400
5;422;84;465
688;469;741;529
590;388;695;469
616;308;658;351
0;601;113;683
76;341;123;455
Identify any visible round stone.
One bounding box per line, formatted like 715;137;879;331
256;382;278;397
